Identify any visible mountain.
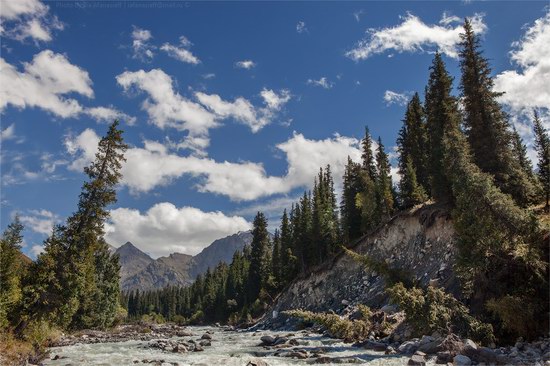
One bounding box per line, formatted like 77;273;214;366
117;231;253;291
115;242;154;281
189;231;253;278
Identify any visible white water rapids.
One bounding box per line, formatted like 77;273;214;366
43;326;413;366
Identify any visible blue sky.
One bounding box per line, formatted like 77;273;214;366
1;0;549;258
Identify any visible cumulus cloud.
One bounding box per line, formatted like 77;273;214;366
235;60;256;69
85;106;137;125
346;12;486;60
307;77;333;89
0;123;16;141
0;50;92;118
494;11;550;163
66;129;362;201
383;90;411;106
20;209;60;235
296;21;308;34
105;203;251;257
131;26;155;61
0;0;63;42
160;35;200;64
117;68;291;152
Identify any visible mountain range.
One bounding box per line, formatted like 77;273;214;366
114;231;253;291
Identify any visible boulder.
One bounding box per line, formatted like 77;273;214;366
260;335;276;346
453;354;472;366
199;340;211;347
398;340;420;354
408;354;426;366
200;333;212;340
364;341;387;352
193;344;204;352
436;351;453;364
246;359;269;366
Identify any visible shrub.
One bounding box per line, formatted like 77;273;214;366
284;309;371;342
172;315;186;326
387;282;494;345
188;310;204;325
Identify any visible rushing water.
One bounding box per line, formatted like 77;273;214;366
43;326;412;366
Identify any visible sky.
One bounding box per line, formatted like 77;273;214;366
1;0;549;259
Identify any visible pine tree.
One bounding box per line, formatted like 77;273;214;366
247;212;271;302
271;229;282;289
511;126;534;179
533;110;550;211
361;127;377;180
341;157;363;243
374;137;394;221
399;156;428;208
24;121;127;330
425;52;461;203
397;93;430;194
459;19;536;206
0;216;24;329
279;209;297;284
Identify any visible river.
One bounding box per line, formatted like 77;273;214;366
43;326;412;366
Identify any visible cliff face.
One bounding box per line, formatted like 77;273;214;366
265;204;458;328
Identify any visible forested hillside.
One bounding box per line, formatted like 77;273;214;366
121;21;549;345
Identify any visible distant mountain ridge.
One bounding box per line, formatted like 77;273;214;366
115;231;253;291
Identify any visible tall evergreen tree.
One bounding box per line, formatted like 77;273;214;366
341;157;363;243
271;229;282;289
374;137;394;221
425;52;461;203
247;212;271;302
459;19;536;206
399;156;428;208
511;126;535;179
397;93;430;193
533;111;550;211
361;126;377;180
279;209;297;283
0;216;24;329
24;121;127;330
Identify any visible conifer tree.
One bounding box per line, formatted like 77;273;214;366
459;19;536;206
271;229;282;289
399;156;428;208
24;121;127;330
511;126;534;179
397;93;430;194
374;137;394;221
361;126;377;180
247;212;271;302
0;216;24;329
279;209;297;283
533;111;550;211
341;157;363;243
425;52;461;203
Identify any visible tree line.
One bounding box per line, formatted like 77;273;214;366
123;20;549;342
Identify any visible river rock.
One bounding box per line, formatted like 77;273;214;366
288;351;308;359
364;340;387;351
199;340;211;347
201;333;212;340
193;344;204;352
408;354;426;366
246;359;269;366
453;354;472;365
260;335;276;346
399;340;420;354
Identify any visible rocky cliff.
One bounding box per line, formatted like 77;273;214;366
265;204;459;328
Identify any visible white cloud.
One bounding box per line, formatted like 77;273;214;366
131;26;155;61
493;11;550;163
20;209;60;236
307;77;333;89
66;129;361;201
296;21;308;34
235;60;256;69
202;73;216;79
0;123;16;141
105;203;251;257
354;10;365;22
117;68;291;151
160;35;200;64
0;50;93;118
0;0;63;43
85;106;137;125
31;245;44;257
346;12;486;60
383;90;411;106
494;12;550;114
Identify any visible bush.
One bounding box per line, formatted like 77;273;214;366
486;295;538;339
387;282;494;345
172;315;186;326
284;309;371;342
188;310;204;325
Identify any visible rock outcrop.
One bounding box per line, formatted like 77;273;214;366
264;204;458;328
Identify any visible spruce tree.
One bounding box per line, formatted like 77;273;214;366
271;229;282;289
399;156;428;208
397;93;430;194
247;212;271;302
374;137;394;221
459;19;536;206
341;157;363;243
0;216;24;329
511;126;534;179
279;209;297;283
24;121;127;330
425;52;461;203
361;126;377;180
533;111;550;211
